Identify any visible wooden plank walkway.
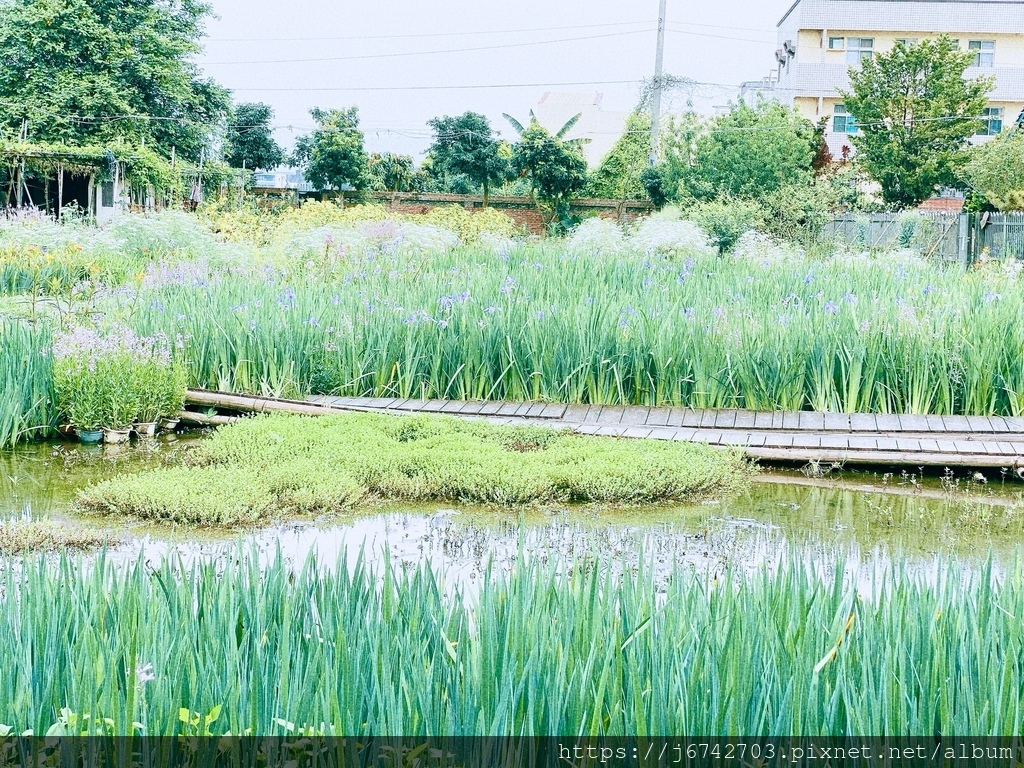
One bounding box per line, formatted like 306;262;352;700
294;396;1024;469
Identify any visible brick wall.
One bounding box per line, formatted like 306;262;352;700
337;192;653;235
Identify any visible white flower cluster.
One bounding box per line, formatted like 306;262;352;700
626;217;716;258
732;231;804;265
566;216;716;259
565;218;627;256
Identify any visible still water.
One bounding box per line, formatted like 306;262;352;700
1;436;1022;576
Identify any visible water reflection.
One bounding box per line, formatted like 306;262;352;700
0;440;1022;573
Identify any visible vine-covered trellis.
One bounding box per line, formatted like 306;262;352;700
1;140;249;216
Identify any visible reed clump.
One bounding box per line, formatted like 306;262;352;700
0;549;1018;736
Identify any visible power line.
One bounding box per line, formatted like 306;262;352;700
228;79;642;93
201;29;653;66
665;28;776;45
207;20;656;43
667;20;776;35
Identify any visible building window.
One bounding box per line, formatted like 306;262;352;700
895;38;918;47
846;38;873;65
833;104;858;134
828;36;845;50
969;40;995;67
101;181;114;208
978;107;1004;136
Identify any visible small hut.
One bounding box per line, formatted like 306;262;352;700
1;141;176;222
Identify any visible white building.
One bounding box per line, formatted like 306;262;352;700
750;0;1024;157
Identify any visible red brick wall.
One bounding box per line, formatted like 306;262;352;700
347;192;653;235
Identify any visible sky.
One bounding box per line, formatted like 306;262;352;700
195;0;787;160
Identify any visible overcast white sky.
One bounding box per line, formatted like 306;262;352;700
196;0;786;159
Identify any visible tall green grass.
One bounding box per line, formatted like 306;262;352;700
120;246;1024;415
0;320;54;448
0;549;1020;735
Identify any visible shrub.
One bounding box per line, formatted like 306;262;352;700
681;198;763;253
422;205;518;244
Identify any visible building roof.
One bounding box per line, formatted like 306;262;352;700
779;0;1024;29
529;92;630;166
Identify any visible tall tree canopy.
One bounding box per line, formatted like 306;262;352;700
686;102;817;201
292;107;369;192
587;111;651;200
841;36;993;208
224;102;283;171
512;123;587;224
644;103;816;205
962;129;1024;211
426;112;510;205
0;0;230;161
367;152;414;192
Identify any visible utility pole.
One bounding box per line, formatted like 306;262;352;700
649;0;668;165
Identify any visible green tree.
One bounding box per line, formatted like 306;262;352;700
587;111;651;200
292;107;369;192
224;103;283;172
368;152;414;192
686;101;817;201
511;123;587;226
426;112;510;205
841;36;993;208
0;0;229;161
961;129;1024;211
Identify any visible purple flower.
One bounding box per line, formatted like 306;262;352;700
823;301;839;315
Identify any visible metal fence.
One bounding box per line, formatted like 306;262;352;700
824;212;1024;266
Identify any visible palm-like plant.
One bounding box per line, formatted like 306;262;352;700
502;110;590;152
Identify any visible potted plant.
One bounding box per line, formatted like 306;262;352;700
52;349;105;444
158;364;187;433
99;352;141;444
132;359;165;438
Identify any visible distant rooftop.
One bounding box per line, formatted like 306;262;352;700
779;0;1024;28
529;92;629;166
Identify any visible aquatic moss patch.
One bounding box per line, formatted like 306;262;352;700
0;518;120;553
74;413;751;525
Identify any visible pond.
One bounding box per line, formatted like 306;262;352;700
1;435;1022;578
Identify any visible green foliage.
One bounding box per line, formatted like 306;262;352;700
841;36;993;208
962;130;1024;211
0;548;1021;735
112;237;1024;417
292;107;369;193
367;152;414;193
512;124;588;223
654;103;815;205
684;197;765;252
0;0;229;162
224;103;283;172
0;320;54;447
426;112;511;204
75;413;749;523
52;328;186;431
587;111;651;200
641;165;670;207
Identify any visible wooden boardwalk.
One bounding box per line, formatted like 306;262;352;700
293;395;1024;469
